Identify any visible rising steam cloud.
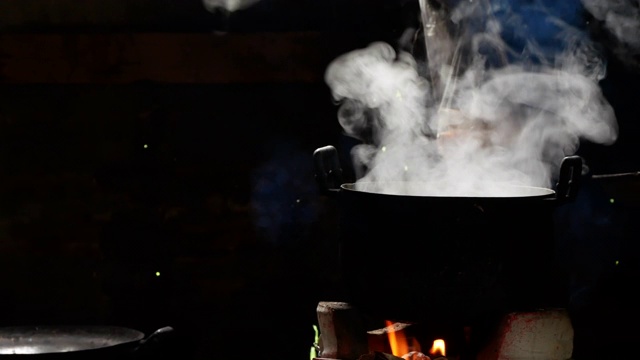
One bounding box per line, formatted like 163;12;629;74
581;0;640;70
325;0;620;196
203;0;260;13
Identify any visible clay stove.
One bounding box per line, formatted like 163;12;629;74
311;147;579;359
313;301;574;360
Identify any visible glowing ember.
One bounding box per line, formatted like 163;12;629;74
402;351;431;360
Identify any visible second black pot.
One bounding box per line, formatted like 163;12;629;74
0;326;174;360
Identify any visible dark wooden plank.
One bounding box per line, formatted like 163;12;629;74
0;32;344;83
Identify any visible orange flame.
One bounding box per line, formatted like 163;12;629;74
429;339;446;357
385;321;409;357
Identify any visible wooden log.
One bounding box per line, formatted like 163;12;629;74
316;301;369;360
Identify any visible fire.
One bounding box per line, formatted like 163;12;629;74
385;321;409;357
429;339;446;357
383;321;446;358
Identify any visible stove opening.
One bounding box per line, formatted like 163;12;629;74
313;301;573;360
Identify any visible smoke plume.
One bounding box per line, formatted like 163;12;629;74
325;0;620;196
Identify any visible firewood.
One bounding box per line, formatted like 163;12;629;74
367;322;414;353
316;301;369;360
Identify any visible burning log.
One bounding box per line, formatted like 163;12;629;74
367;321;415;354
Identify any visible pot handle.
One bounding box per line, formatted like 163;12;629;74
555;155;583;201
313;145;343;195
134;326;175;355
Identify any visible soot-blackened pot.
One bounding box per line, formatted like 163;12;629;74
314;145;582;326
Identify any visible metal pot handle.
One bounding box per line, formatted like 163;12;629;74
313;145;343;195
134;326;175;355
555;155;583;201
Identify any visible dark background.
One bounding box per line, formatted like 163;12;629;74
1;1;639;359
0;2;412;359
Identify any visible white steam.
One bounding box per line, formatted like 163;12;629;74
581;0;640;70
203;0;260;13
325;0;619;196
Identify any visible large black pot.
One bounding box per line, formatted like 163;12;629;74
313;145;582;326
0;326;174;359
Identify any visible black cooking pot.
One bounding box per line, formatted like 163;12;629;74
0;325;173;359
314;145;582;325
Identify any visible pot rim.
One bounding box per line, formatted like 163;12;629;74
341;181;556;198
0;325;144;355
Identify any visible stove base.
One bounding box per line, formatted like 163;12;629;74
313;302;574;360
